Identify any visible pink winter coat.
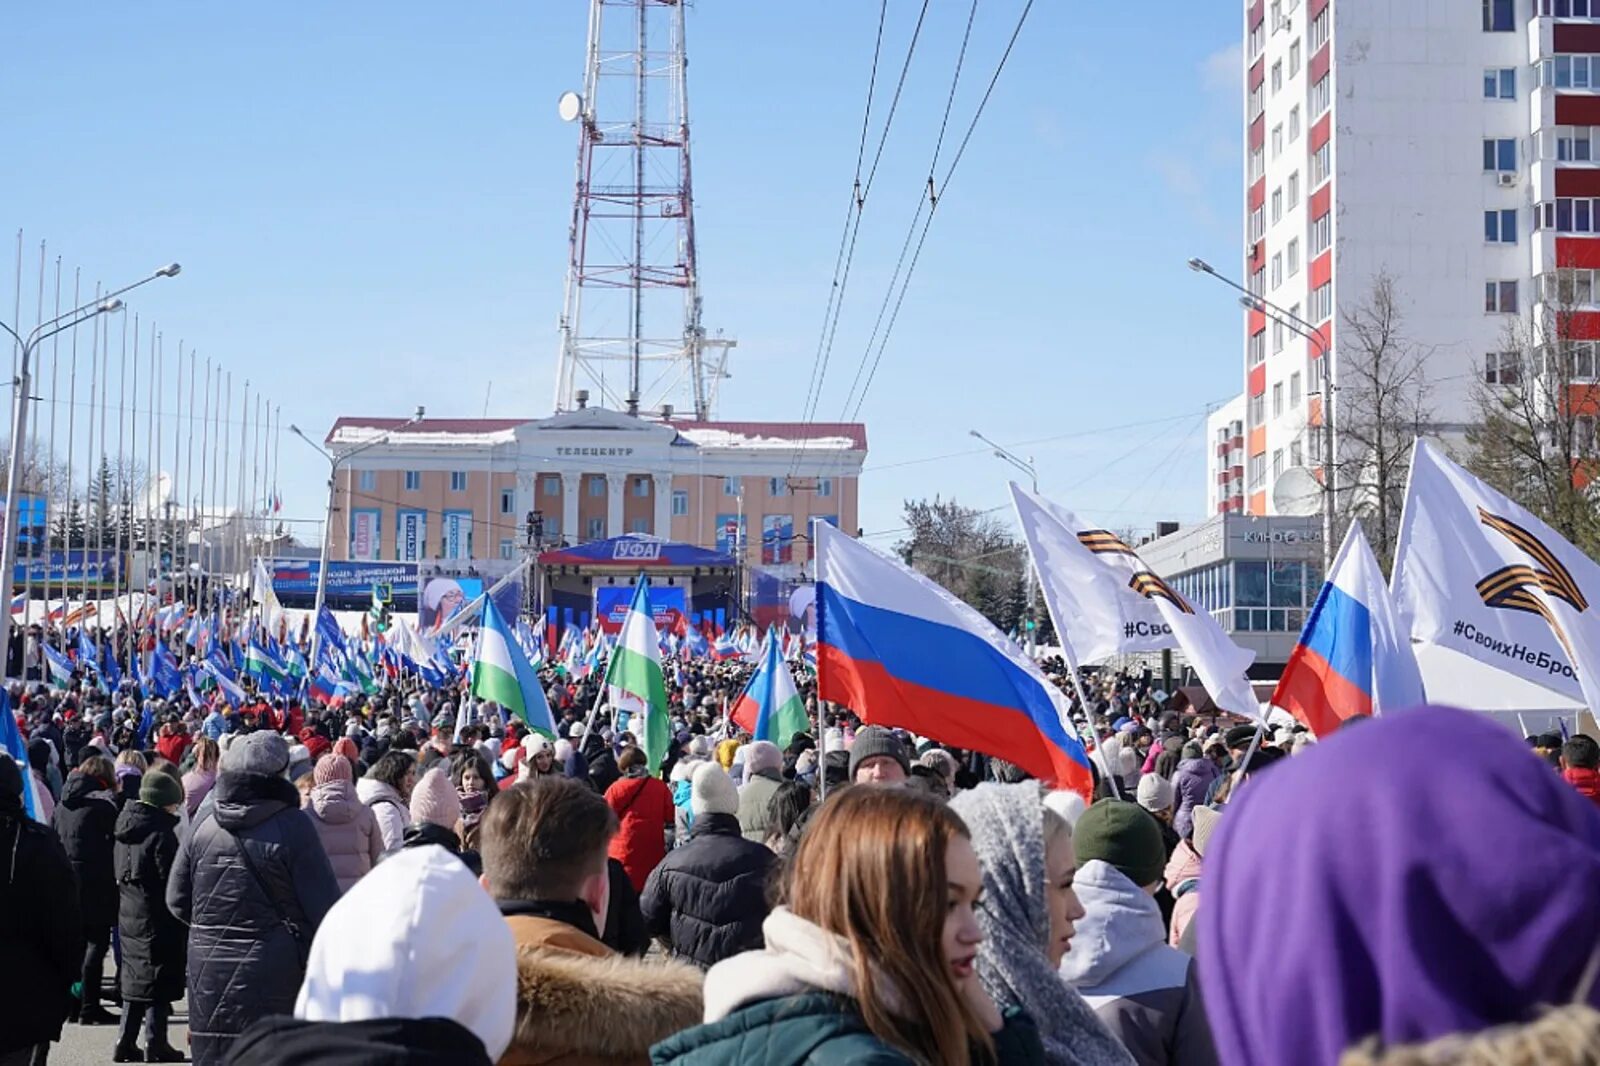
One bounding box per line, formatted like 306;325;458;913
1164;838;1204;949
303;779;385;894
182;768;217;818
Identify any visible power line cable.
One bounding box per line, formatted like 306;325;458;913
844;0;1035;422
792;1;934;477
791;0;892;466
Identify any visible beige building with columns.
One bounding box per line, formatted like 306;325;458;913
324;406;865;574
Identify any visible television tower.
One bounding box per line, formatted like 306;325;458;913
553;0;734;420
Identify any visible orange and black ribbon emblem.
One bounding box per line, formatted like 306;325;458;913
1077;529;1195;615
1476;507;1587;659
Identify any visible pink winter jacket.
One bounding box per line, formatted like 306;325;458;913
1164;838;1204;949
303;779;385;894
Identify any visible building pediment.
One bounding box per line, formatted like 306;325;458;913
530;407;677;437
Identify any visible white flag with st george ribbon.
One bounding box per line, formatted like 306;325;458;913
1007;483;1178;663
1010;483;1263;721
1392;438;1600;708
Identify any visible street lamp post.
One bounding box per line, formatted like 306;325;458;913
970;429;1039;658
290;407;423;668
0;263;180;677
1188;257;1336;573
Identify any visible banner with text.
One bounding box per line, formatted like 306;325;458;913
595;585;687;634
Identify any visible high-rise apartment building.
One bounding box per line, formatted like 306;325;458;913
1216;0;1597;516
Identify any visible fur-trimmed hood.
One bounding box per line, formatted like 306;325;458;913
502;937;703;1065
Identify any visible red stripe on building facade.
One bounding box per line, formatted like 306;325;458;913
1554;24;1600;52
1557;239;1600;271
1310;114;1331;152
1556;96;1600;127
1557;170;1600;197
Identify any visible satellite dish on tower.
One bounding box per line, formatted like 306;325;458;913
557;91;583;123
1272;466;1322;516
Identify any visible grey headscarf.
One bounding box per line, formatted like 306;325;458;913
950;783;1135;1066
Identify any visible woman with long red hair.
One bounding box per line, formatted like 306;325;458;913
652;785;1045;1065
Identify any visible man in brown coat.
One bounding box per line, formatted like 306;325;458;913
480;778;703;1065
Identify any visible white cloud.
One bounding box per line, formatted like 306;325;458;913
1200;42;1244;97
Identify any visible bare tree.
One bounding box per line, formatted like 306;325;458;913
1468;265;1600;555
1332;271;1434;569
895;497;1027;626
0;441;65;497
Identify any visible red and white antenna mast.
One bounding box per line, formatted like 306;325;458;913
554;0;733;420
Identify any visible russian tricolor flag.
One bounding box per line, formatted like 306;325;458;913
814;523;1094;798
1273;522;1426;736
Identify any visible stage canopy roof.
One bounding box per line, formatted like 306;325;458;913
537;534;735;569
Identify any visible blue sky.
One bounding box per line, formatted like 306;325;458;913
1;3;1244;546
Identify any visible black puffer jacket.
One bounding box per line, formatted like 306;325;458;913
0;804;83;1056
167;771;340;1066
114;800;186;1003
639;811;777;968
397;820;481;876
52;769;118;930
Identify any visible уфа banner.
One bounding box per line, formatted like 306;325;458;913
418;575;522;634
14;550;123;590
350;510;380;561
443;511;472;560
397;510;426;563
594;585;687;634
270;560;418;598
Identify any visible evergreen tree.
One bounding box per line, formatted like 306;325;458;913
89;455;117;548
49;497;87;550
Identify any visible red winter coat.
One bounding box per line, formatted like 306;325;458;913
1564;766;1600;809
604;771;675;893
155;727;191;766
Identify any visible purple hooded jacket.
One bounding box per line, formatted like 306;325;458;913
1170;756;1220;839
1199;706;1600;1065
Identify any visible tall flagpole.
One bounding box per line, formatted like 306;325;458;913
43;259;61;632
197;358;211;617
62;273;84;631
250;388;262;580
143;321;155;613
170;340;183;608
21;242;43;621
114;309;129;640
128;316;141;624
83;303;101;625
236;379;249;593
94;303;110;641
184;348;196;607
220;371;231;599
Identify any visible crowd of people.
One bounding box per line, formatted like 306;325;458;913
6;638;1600;1065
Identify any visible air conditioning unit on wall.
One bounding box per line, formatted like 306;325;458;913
1498;172;1520;187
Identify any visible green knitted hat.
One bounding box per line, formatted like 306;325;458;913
139;771;184;810
1073;798;1167;888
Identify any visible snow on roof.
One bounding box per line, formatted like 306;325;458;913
325;415;867;452
672;421;866;451
328;417;523;448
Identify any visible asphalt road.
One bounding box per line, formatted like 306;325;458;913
47;982;192;1066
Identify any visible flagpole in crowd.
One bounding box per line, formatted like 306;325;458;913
20;242;43;620
42;259;61;625
0;262;178;674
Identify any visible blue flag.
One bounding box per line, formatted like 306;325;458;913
317;606;348;657
130;647;148;699
134;705;155;749
100;641;122;688
151;643;184;699
202;660;247;706
75;628;98;666
0;690;41;821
